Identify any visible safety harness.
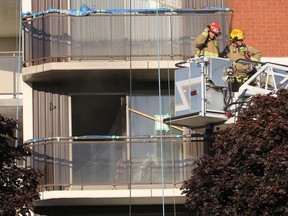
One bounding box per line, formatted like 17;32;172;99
239;44;251;60
235;44;252;83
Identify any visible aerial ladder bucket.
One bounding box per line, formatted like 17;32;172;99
164;57;288;132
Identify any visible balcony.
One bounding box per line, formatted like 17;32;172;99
0;51;22;97
27;134;206;212
22;12;232;84
0;52;23;142
28;135;204;191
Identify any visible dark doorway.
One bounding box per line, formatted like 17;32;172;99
71;95;126;136
71;95;127;184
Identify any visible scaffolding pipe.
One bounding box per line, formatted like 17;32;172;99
129;108;184;132
152;0;180;9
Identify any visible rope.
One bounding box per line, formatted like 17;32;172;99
155;3;166;215
15;0;22;148
128;1;133;215
166;61;177;216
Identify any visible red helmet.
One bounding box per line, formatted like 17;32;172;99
208;22;221;36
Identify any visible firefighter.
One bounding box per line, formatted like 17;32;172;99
227;29;262;86
194;22;221;57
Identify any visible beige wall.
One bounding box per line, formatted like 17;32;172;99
0;70;16;94
0;37;22;96
0;70;22;94
0;38;18;51
0;74;22;99
22;0;32;13
22;82;32;141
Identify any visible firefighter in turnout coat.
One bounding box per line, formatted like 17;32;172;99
194;22;221;58
227;29;262;84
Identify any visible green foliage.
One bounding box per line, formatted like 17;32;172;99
0;115;42;215
181;89;288;215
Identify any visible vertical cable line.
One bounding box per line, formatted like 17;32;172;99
128;0;132;215
155;3;166;216
167;64;177;216
166;16;177;216
15;0;22;148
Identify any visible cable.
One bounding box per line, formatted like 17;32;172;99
166;60;177;216
224;89;249;115
128;1;132;215
155;2;166;215
15;0;22;148
175;60;188;68
223;78;233;106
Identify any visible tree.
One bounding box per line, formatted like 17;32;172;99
181;89;288;215
0;115;42;216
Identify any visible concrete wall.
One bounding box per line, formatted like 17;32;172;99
0;38;18;51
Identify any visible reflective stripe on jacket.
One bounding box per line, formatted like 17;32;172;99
235;76;248;83
194;32;219;57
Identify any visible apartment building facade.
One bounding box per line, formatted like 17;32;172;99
1;0;286;215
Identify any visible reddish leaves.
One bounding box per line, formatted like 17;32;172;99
0;115;42;215
181;89;288;215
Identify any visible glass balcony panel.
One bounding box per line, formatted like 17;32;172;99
29;136;200;190
0;53;21;95
23;13;232;65
71;16;113;60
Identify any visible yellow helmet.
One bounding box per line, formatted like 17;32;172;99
229;29;246;41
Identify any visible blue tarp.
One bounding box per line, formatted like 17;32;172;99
22;4;232;18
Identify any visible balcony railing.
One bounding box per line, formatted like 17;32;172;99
27;135;205;191
22;12;232;66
